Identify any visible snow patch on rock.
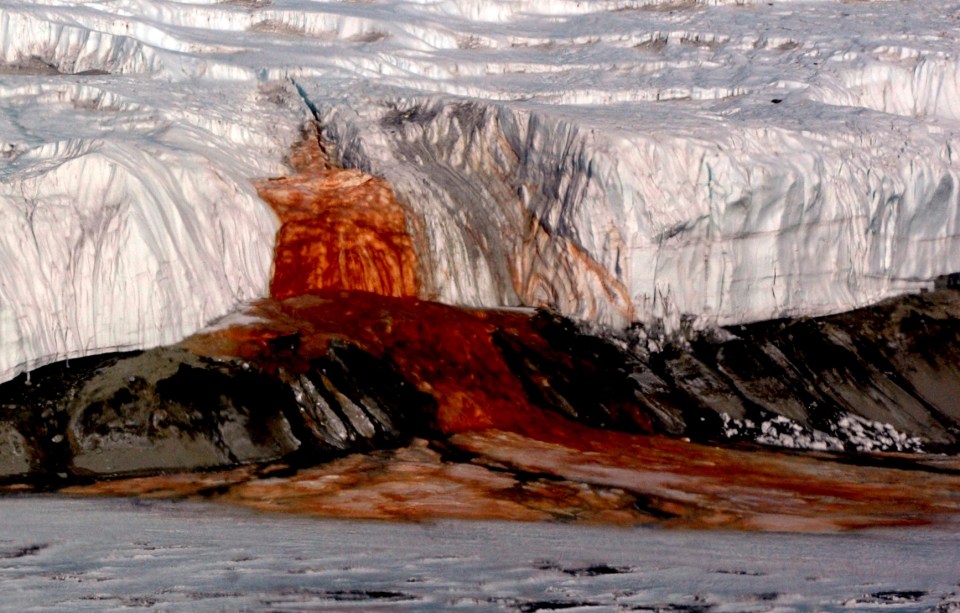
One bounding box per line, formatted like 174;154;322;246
721;412;924;453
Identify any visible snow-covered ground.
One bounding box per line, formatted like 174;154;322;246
1;495;959;612
2;0;960;381
720;412;926;453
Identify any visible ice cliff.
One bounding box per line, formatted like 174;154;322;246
1;0;959;382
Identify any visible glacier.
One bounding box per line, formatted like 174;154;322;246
1;0;959;382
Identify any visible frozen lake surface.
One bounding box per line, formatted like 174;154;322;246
1;496;958;612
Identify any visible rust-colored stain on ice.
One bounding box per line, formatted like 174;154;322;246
255;135;419;300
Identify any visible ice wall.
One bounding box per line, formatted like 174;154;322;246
319;95;960;328
0;4;303;382
2;0;959;381
0;137;277;380
306;0;960;327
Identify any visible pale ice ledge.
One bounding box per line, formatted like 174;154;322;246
1;0;959;382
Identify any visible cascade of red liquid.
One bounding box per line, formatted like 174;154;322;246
255;135;419;300
247;133;597;436
188;291;597;437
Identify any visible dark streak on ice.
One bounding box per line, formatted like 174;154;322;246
0;543;48;559
516;600;601;612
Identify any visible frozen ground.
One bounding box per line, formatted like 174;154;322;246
2;0;959;382
0;496;958;612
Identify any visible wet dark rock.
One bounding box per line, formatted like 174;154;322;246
653;350;752;422
506;290;960;451
0;352;136;481
0;342;433;482
698;338;817;427
0;423;31;479
934;273;960;289
67;347;301;476
766;320;947;442
729;292;960;450
285;341;436;459
495;311;689;435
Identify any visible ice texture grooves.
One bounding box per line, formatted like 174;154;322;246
0;79;285;381
2;0;960;380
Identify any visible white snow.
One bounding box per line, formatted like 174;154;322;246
720;411;925;453
2;0;960;381
1;496;959;611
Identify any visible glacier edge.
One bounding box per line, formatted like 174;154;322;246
316;93;960;329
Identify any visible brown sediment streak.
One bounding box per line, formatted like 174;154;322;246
255;134;419;300
66;417;960;530
516;213;634;321
448;429;960;531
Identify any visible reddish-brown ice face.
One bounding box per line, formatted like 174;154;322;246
248;137;610;436
255;138;420;300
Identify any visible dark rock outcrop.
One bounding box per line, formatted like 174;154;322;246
493;289;960;453
66;348;301;476
678;290;960;452
0;343;434;482
2;288;960;484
